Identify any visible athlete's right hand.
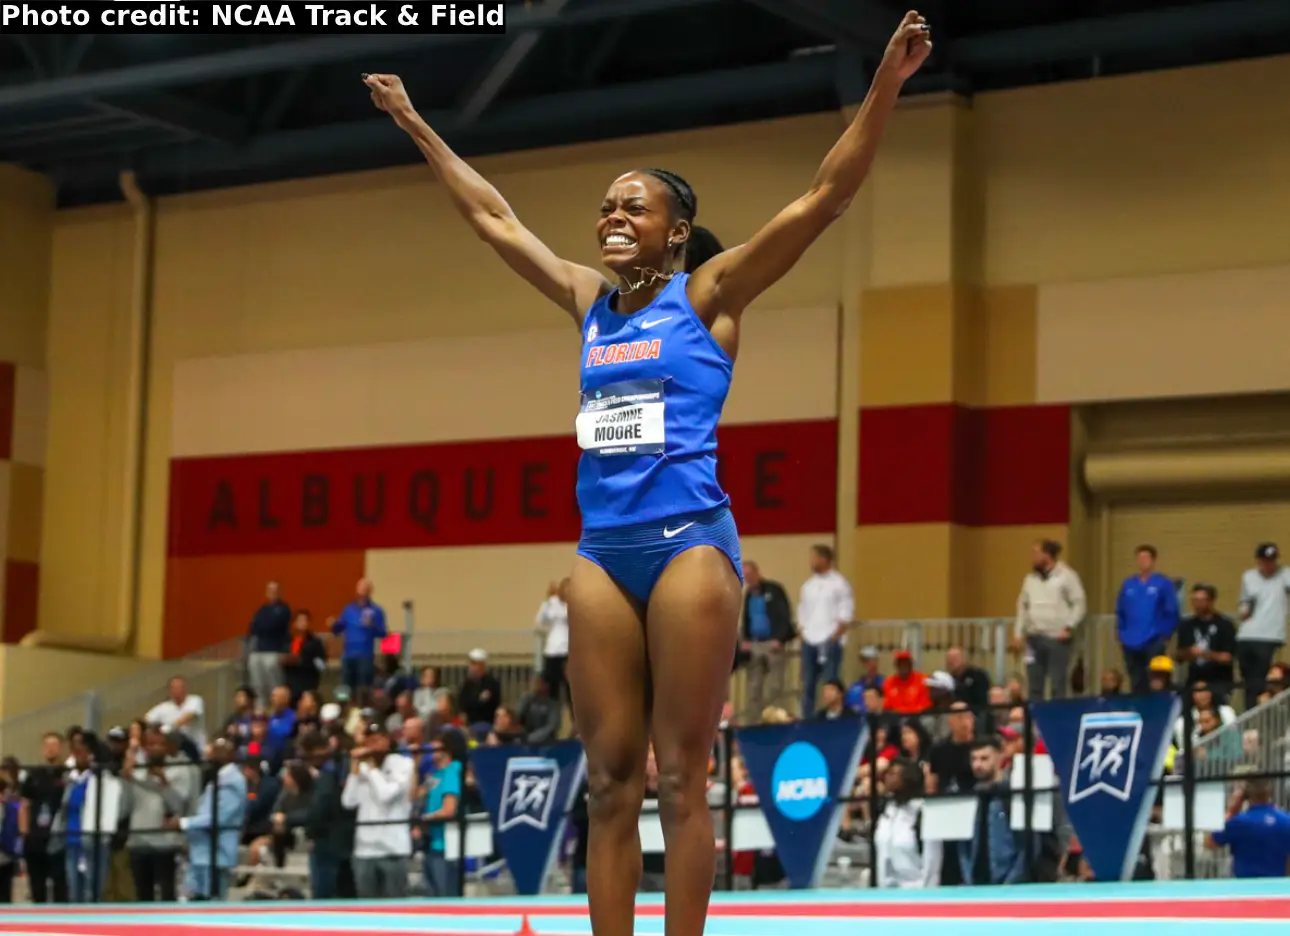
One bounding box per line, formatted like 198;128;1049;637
364;73;414;118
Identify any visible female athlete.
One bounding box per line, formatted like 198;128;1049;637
365;11;929;933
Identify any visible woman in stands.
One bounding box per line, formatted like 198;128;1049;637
364;13;929;933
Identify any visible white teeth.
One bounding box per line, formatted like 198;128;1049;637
604;234;636;247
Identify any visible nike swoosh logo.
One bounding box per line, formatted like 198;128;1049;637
640;317;672;329
662;522;695;539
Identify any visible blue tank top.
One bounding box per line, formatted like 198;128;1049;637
576;273;733;530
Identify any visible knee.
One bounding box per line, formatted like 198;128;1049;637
586;763;643;827
655;762;709;825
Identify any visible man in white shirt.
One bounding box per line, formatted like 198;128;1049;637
1237;543;1290;707
144;677;206;753
341;722;415;898
797;544;854;718
1011;540;1086;701
535;578;571;709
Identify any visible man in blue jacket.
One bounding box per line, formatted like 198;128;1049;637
1116;545;1180;693
173;739;246;900
328;578;388;693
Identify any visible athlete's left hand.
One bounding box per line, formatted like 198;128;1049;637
881;11;932;81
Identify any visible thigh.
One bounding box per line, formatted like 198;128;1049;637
567;556;652;795
646;546;742;779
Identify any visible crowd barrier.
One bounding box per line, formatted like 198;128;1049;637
13;686;1287;904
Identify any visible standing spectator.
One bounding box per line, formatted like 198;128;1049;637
299;732;357;900
21;732;69;903
341;723;414;899
535;579;571;708
740;560;795;720
328;578;388;694
1175;584;1237;703
458;649;503;731
54;734;121;903
123;726;192;902
844;647;885;713
945;646;991;712
247;581;292;704
883;650;931;715
420;730;464;897
797;544;854;717
0;763;20;901
927;702;978;795
280;610;327;704
175;739;245;901
145;677;207;757
515;675;562;744
1237;543;1290;707
959;737;1028;885
1115;545;1180;693
874;756;941;889
1013;540;1086;701
1206;773;1290;877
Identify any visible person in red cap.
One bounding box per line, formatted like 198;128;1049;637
883;651;931;714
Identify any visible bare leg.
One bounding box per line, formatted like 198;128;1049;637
646;547;741;936
567;557;650;936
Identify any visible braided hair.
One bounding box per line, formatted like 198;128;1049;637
638;168;724;273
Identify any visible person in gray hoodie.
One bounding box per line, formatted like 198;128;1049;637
122;726;195;901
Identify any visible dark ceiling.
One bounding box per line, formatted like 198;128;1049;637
1;0;1287;207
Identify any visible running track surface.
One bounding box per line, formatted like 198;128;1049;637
0;879;1284;936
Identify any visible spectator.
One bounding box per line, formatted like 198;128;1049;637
224;687;258;751
927;701;977;795
960;737;1028;885
1175;681;1237;751
740;560;795;720
883;650;931;715
328;578;388;693
412;667;441;719
1175;584;1237;702
21;732;69;903
341;722;414;899
295;690;323;738
176;739;245;901
945;646;991;712
280;610;327;704
815;680;853;721
844;647;885;713
1207;773;1290;877
299;731;357;900
535;579;572;708
516;675;562;744
1237;543;1290;707
54;733;120;903
145;677;207;757
420;730;465;897
874;756;941;889
458;649;503;730
251;763;313;870
123;726;192;902
1116;545;1180;693
385;691;418;736
1099;668;1126;695
1013;539;1086;701
488;706;524;745
247;580;292;704
0;763;20;902
921;671;957;729
797;544;854;717
1192;708;1243;767
262;686;298;769
240;758;283;858
1147;656;1175;692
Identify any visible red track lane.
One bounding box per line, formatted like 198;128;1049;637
0;897;1287;920
0;928;519;936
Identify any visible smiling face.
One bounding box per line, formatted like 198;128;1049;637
597;172;687;276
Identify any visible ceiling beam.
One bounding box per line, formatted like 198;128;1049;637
94;92;247;143
0;0;720;115
460;0;572;122
743;0;896;47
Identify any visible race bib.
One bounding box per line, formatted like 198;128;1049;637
576;379;665;457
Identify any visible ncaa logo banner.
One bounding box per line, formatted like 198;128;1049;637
735;718;867;888
471;740;587;895
1032;692;1180;882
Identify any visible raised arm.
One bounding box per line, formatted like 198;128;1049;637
365;74;611;323
688;11;931;318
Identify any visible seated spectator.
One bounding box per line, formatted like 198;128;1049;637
1100;668;1126;695
874;756;941;888
1193;708;1243;767
413;667;441;719
224;687;258;751
240;758;282;851
1147;656;1175;692
459;650;503;731
927;702;976;795
945;646;991;711
883;650;931;715
898;720;932;778
247;762;313;870
1175;680;1236;749
145;677;205;761
815;680;853;721
516;675;562;744
488;706;524;745
295;690;322;738
385;690;418;736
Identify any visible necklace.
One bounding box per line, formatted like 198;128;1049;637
619;267;674;294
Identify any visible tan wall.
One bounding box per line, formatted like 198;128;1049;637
0;645;155;720
32;54;1290;660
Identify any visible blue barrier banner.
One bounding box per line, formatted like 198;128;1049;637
1033;692;1180;882
735;717;867;888
470;740;587;895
